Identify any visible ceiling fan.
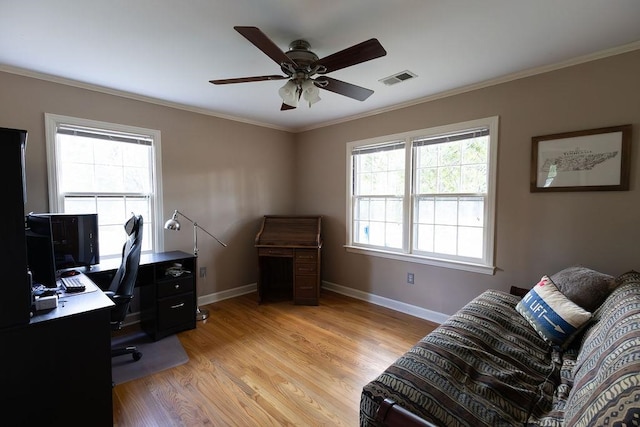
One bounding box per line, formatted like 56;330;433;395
210;26;387;110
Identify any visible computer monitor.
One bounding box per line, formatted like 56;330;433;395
49;213;100;271
26;213;100;287
25;215;56;288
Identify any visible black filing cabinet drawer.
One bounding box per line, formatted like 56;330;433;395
158;293;195;332
157;276;194;299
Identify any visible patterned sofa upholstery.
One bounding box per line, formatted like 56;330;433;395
360;271;640;426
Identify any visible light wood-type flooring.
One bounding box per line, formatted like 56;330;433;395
112;290;437;426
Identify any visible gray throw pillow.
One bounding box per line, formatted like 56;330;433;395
550;266;615;311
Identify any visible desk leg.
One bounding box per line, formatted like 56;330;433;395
257;256;264;303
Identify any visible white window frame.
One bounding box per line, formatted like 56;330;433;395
44;113;164;259
345;116;499;275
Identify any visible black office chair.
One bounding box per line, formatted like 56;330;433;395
104;214;143;361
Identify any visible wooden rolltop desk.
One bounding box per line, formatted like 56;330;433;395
255;215;322;305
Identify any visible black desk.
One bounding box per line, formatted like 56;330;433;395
0;251;196;425
87;250;197;341
0;284;114;426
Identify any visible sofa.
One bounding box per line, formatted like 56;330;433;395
360;268;640;426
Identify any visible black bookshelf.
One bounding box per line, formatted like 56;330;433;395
0;127;31;329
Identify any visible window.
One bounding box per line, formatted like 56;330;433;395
44;113;164;259
346;116;498;274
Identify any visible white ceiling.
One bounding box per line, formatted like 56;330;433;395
2;1;640;132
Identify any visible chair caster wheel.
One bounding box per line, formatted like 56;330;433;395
133;351;143;361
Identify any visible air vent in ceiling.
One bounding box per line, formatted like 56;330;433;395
379;70;417;86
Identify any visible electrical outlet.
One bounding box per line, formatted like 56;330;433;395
199;267;207;278
407;272;414;284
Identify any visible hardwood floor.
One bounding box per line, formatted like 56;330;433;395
112;290;437;426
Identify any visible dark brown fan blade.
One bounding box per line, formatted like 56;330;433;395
312;39;386;74
315;76;374;101
210;75;287;85
234;26;297;67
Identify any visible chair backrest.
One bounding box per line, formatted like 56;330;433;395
108;214;143;324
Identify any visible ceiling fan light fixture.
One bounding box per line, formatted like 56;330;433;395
301;79;321;107
211;27;387;111
278;80;298;107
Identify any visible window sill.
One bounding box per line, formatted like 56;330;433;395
344;245;496;275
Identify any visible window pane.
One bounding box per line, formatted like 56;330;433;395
418;144;438;167
95;164;125;192
387;198;403;223
385;221;403;248
354;220;370;243
434;198;457;226
458;226;483;258
101;224;128;257
354;145;405;196
126;198;150;220
461;164;487;193
458;197;484;227
415;223;434;252
439;142;461;166
368;221;386;246
353;196;402;249
355;198;370;220
94;139;121;167
462;137;488;164
416;197;434;223
64;197;97;214
97;198;128;256
416;167;438;194
414;133;489;196
438;166;460;193
370;199;386;221
96;198;127;224
124;165;150;193
60;162;96;193
434;225;457;255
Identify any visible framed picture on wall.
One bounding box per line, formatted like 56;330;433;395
530;124;632;192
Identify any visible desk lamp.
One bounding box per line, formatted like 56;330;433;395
164;209;227;321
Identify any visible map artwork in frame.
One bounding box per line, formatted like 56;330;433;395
530;124;632;192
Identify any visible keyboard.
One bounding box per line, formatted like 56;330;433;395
61;275;86;292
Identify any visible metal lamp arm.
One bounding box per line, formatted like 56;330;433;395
195;223;228;248
173;210;228;255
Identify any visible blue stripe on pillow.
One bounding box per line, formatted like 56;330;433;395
520;288;578;343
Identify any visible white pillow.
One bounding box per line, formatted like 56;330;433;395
516;276;592;346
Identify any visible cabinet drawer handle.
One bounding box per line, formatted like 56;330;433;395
174;284;181;289
299;286;313;290
170;302;185;309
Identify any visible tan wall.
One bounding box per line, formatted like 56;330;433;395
294;49;640;316
2;49;639;317
0;72;296;296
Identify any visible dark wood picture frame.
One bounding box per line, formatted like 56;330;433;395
530;124;632;192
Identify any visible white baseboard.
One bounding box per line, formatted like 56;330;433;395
124;281;448;326
198;283;258;306
123;283;258;326
321;280;449;325
201;281;450;324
